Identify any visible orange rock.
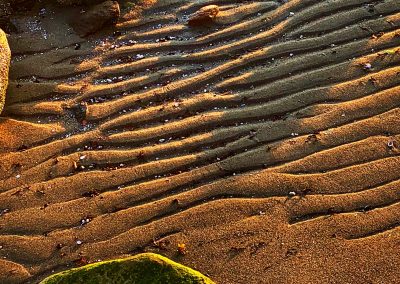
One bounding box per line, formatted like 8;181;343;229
188;5;219;26
0;28;10;114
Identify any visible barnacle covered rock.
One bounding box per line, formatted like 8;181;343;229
0;28;11;114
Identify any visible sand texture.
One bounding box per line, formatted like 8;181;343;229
1;0;400;283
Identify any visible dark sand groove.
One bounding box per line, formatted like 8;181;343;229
1;0;400;283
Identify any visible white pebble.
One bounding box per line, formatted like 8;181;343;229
364;63;372;69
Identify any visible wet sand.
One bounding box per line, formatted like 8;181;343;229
1;0;400;283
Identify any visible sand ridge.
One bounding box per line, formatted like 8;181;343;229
0;0;400;283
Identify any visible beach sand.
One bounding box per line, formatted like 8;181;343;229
1;0;400;283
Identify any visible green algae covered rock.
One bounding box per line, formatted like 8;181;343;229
40;253;215;284
0;28;10;114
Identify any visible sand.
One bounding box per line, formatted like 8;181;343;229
1;0;400;283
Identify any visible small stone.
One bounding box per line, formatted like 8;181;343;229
188;5;219;26
363;63;372;70
387;140;395;149
81;218;90;225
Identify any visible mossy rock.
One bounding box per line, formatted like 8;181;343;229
40;253;216;284
0;28;11;114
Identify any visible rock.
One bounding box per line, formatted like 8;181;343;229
71;0;120;37
0;28;11;114
0;1;14;32
10;0;36;11
40;253;215;284
188;5;219;26
0;2;11;28
0;2;12;19
0;0;35;32
57;0;84;5
1;0;35;13
57;0;106;6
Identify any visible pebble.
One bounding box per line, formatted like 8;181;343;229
364;63;372;70
81;218;90;225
